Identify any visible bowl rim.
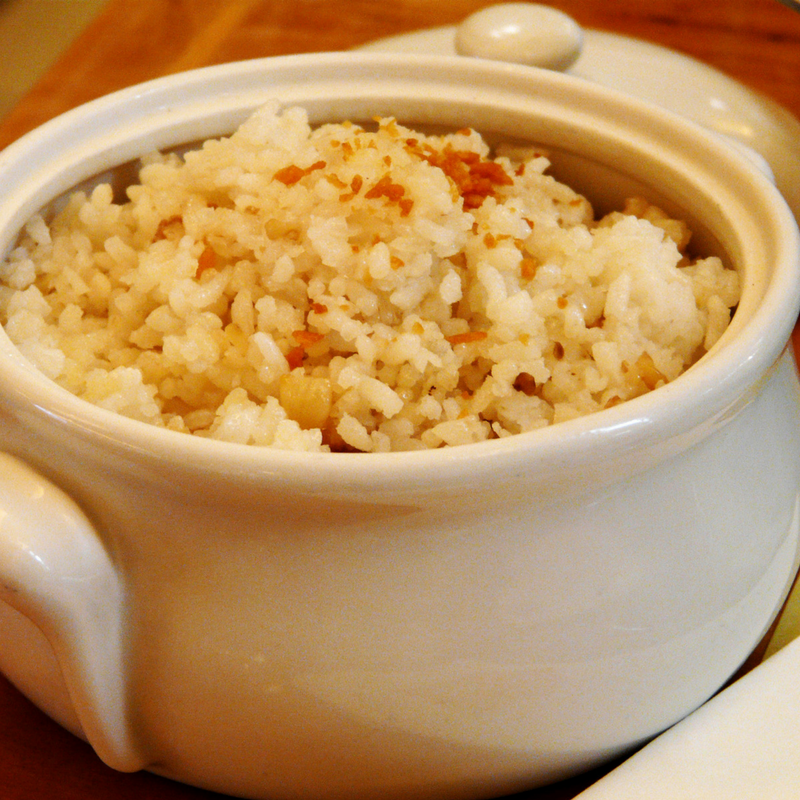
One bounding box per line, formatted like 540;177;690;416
0;51;798;489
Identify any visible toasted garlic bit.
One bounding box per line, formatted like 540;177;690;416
279;373;333;429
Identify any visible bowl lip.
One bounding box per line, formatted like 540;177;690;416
0;50;798;488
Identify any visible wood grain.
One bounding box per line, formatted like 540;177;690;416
0;1;798;798
1;0;799;151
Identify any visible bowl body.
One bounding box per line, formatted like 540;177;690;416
0;53;799;800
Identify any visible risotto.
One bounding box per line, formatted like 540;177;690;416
0;102;739;452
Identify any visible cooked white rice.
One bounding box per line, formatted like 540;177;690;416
0;102;739;452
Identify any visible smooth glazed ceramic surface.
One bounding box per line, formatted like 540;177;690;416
0;53;799;800
454;3;584;70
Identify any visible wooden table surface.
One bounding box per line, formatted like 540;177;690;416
1;1;800;798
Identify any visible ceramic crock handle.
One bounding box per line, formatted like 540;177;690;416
0;452;145;772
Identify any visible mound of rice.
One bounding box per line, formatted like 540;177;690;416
0;102;739;452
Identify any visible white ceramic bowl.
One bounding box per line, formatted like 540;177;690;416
0;53;799;800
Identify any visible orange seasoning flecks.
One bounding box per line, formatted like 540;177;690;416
273;160;327;186
520;257;538;279
363;174;414;216
325;174;348;189
286;346;306;370
446;331;488;346
292;330;324;348
273;165;305;186
365;174;405;202
415;145;514;210
376;117;400;138
286;329;325;370
339;174;364;202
